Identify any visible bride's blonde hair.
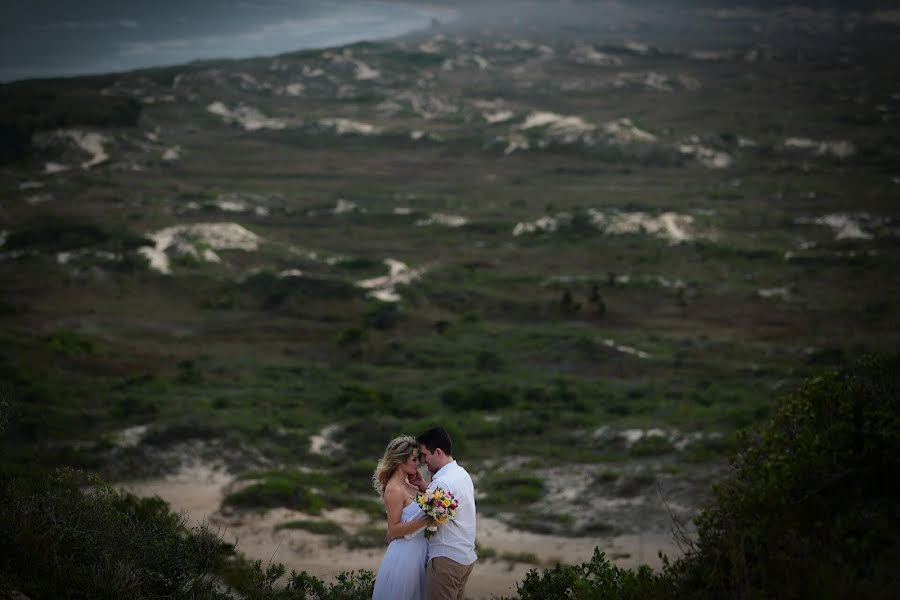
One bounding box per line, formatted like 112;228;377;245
372;435;418;496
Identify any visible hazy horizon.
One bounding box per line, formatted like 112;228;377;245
0;1;455;83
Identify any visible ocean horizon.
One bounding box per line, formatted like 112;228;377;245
0;0;455;83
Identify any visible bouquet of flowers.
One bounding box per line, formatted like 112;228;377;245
416;486;459;538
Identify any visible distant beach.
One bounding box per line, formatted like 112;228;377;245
0;0;456;83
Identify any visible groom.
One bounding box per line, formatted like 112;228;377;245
412;426;477;600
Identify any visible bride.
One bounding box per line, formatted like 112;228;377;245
371;435;430;600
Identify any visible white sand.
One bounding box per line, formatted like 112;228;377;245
758;287;790;300
570;42;622;66
415;213;468;227
520;112;596;143
603;338;652;359
59;130;109;169
56;249;118;265
814;213;873;240
351;59;381;81
116;425;149;448
283;83;305;96
139;222;261;275
590;210;697;244
121;462;681;600
356;259;424;303
333;199;359;214
162;146;181;161
784;137;855;158
309;424;343;455
603;118;657;143
319;118;380;136
44;162;70;174
504;132;530;155
483;110;515;124
678;142;732;168
513;216;562;236
207;101;286;131
26;194;53;205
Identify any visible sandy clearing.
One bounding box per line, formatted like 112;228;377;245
678;142;732;168
319;118;380;136
333;198;360;214
121;462;681;600
162;146;181;161
814;213;873;240
207;101;286;131
520;112;596;142
356;258;424;303
44;162;70;174
603;118;657;143
309;424;343;455
570;42;622;66
758;287;790;300
59;130;109;169
590;210;698;244
784;137;855;158
139;222;262;275
483;110;515;124
513;216;562;236
26;194;53;205
603;338;651;359
415;213;468;227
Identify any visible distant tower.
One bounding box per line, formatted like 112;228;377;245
430;17;441;29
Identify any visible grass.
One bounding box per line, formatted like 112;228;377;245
274;519;343;535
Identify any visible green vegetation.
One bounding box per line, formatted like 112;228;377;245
275;519;344;535
0;6;898;596
0;77;140;162
497;354;900;599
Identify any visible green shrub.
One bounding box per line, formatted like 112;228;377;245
0;79;140;164
4;217;151;253
498;548;672;600
0;468;232;599
668;354;900;599
482;472;545;506
44;330;98;357
440;383;514;411
275;519;343;535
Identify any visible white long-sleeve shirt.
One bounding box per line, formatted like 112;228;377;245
426;460;477;565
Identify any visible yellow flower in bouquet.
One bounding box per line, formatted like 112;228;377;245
416;486;459;538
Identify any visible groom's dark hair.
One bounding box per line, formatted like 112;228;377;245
417;426;452;456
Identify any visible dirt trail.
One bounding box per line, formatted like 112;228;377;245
121;462;682;600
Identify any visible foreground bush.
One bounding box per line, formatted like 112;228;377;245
0;467;231;599
667;353;900;599
498;548;673;600
0;466;374;599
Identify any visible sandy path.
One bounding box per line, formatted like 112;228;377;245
121;463;681;600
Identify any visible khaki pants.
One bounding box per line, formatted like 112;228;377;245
425;557;475;600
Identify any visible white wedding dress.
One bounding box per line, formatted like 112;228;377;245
372;501;427;600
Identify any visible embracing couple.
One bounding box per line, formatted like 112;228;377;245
371;427;477;600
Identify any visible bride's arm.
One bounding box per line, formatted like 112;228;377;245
383;486;429;541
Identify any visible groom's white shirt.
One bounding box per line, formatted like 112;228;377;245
426;460;477;565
